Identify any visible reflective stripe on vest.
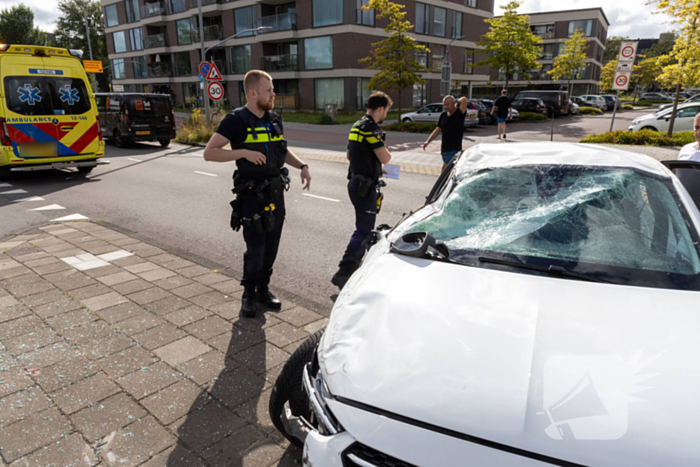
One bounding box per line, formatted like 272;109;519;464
244;127;283;144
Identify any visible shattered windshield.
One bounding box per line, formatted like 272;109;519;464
408;165;700;279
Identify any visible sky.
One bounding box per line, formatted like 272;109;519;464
1;0;677;39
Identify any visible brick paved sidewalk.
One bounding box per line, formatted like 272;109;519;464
0;221;327;466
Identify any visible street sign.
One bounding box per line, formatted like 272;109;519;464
83;60;103;73
205;62;223;81
199;62;211;77
618;41;639;62
616;61;633;73
113;84;124;92
198;74;204;82
207;81;224;101
613;72;631;90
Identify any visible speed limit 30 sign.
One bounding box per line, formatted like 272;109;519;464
612;72;631;90
207;81;224;101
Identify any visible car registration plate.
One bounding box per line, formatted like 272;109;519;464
20;143;57;159
136;131;151;135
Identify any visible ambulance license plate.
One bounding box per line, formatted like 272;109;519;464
20;143;57;159
136;131;150;135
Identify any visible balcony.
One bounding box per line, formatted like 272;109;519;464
142;2;166;18
260;54;298;72
274;94;299;109
148;64;172;78
540;32;555;39
258;12;297;33
193;25;223;42
413;51;428;69
144;33;168;49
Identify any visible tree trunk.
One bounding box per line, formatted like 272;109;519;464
667;83;681;137
568;79;572;99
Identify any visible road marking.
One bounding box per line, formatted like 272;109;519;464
302;193;340;203
195;171;217;177
0;183;11;187
29;204;66;211
1;189;27;195
127;158;142;162
52;213;89;222
12;196;44;203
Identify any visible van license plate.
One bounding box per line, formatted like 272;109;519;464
136;131;150;135
20;143;57;159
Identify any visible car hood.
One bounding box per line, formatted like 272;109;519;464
320;245;700;466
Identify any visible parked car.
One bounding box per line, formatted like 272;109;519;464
479;99;520;123
578;95;608;110
467;99;490;125
629;102;700;133
400;102;479;128
601;95;622;111
571;96;595;108
513;90;569;116
271;142;700;467
511;98;548;114
95;93;176;148
657;93;700;112
639;92;674;101
569;100;580;114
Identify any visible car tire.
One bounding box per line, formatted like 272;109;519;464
77;166;94;174
159;139;170;147
640;126;658;132
269;329;325;448
402;118;412;123
113;130;126;148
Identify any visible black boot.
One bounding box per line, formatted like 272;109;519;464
331;262;359;290
256;286;282;310
241;287;257;318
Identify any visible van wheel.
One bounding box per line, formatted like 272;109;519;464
159;139;170;147
77;166;94;174
113;130;126;148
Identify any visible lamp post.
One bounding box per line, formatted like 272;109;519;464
82;6;98;93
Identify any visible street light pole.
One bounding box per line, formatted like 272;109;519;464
197;0;210;125
83;6;98;93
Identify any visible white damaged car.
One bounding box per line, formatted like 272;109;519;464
270;143;700;467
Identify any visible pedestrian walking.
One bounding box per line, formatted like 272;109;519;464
491;89;512;140
678;113;700;162
203;70;311;318
331;91;393;290
422;95;468;171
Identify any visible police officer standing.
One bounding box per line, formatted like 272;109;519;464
331;91;393;290
204;70;311;317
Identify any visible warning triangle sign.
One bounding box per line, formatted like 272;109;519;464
205;62;223;81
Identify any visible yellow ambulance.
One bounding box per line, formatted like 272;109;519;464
0;44;107;176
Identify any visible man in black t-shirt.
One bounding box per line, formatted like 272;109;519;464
422;95;468;171
491;89;513;140
203;70;311;318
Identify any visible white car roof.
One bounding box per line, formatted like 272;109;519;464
455;142;671;178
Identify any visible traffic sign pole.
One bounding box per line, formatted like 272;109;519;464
609;41;638;133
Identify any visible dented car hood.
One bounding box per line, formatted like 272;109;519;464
319;241;700;466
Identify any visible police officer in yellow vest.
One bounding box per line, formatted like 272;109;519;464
332;91;393;290
204;70;311;317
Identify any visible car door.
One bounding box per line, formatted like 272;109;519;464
673;106;700;132
427;104;443;123
662;160;700;210
414;105;432;122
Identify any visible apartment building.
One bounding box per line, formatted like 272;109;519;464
482;8;609;97
101;0;496;110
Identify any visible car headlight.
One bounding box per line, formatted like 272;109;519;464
303;361;342;436
630;120;640;126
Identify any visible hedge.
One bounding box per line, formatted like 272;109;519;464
580;129;695;146
621;104;634;110
383;122;436;133
518;112;548;121
579;107;604;115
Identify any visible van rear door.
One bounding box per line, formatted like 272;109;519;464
126;95;171;136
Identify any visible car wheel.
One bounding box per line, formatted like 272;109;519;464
77;166;94;174
402;118;412;123
159;139;170;147
269;329;324;448
640;126;658;132
113;130;126;148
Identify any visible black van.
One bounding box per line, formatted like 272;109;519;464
95;93;176;147
513;90;569;116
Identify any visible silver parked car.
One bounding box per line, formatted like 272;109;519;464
400;103;479;128
578;95;608;110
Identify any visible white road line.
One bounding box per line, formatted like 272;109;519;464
127;158;142;162
1;189;27;195
12;196;44;203
302;193;340;203
0;183;11;188
52;213;89;222
195;171;217;177
29;204;66;211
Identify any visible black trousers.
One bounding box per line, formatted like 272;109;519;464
240;192;285;289
339;178;378;268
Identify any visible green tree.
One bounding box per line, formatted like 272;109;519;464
631;55;662;97
603;36;629;63
646;31;677;58
600;60;616;91
359;0;428;128
476;1;541;93
54;0;108;91
0;4;47;45
547;30;587;97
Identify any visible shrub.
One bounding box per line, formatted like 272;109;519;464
175;108;223;144
518;112;548;121
317;112;335;125
579;107;604;115
383;122;436;133
580;129;695;146
621;104;634;110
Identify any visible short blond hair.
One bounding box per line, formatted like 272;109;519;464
244;70;273;94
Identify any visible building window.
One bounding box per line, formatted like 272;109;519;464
413;82;427;108
230;45;251;74
175;52;191;76
177;18;194;45
183;83;200;107
531;23;555;39
112;59;125;79
235;7;256;36
133;56;147;78
129;28;143;51
105;4;118;27
113;31;127;53
541;43;556;60
356;0;374;26
465;0;477;8
315;78;344;110
125;0;139;22
568;19;592;37
170;0;186;14
433;7;446;37
415;3;428;34
357;78;371;109
305;36;333;70
452;12;462;39
464;49;474;74
313;0;343;27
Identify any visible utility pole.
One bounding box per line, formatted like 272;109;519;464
83;5;98;93
198;0;210;125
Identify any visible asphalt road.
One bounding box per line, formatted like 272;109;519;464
0;142;436;314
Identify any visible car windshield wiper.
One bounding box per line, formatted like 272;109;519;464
477;256;617;284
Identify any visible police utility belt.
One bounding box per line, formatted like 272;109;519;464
229;169;290;233
351;172;386;213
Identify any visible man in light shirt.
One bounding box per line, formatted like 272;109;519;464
678;113;700;162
